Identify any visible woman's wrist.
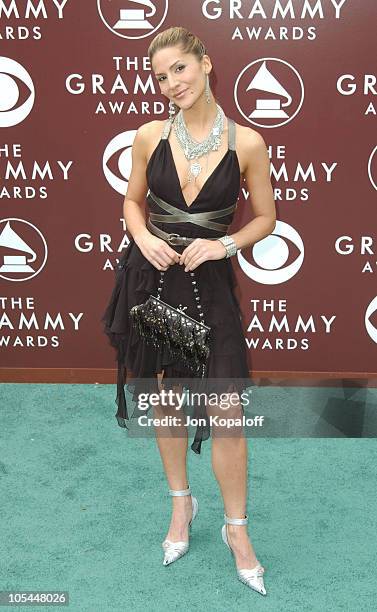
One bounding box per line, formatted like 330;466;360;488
134;226;150;245
216;235;238;258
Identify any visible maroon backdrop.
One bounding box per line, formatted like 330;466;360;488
1;1;376;378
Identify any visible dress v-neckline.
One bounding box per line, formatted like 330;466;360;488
165;138;231;210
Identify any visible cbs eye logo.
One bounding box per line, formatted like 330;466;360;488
365;296;377;344
237;220;304;284
0;57;35;127
367;145;377;191
103;130;138;195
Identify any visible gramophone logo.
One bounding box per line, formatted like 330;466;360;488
0;219;47;282
237;221;304;284
0;57;35;127
367;145;377;191
103;130;137;195
234;58;304;128
97;0;168;39
365;296;377;344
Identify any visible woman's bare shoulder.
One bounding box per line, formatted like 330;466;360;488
136;120;167;159
234;121;265;148
137;119;167;139
233;121;267;174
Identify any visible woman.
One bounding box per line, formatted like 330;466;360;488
102;26;276;596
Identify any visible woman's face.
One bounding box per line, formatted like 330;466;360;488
152;45;209;107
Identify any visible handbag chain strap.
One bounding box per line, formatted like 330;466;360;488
156;267;207;326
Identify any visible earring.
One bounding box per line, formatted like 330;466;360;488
168;99;177;119
205;73;211;104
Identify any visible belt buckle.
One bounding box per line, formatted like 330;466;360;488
167;233;181;245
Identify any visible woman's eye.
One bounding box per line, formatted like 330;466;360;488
157;66;185;82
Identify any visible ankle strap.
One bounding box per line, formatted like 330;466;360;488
224;513;248;525
168;485;191;497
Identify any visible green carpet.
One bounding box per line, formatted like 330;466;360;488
0;383;376;611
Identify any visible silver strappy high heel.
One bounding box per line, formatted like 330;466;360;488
162;484;199;566
221;513;267;596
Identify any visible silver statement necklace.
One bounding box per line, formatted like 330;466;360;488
173;103;225;185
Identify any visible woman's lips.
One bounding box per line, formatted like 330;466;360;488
175;89;188;99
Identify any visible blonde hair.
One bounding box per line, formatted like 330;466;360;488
148;26;217;110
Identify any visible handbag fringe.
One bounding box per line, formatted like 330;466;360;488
129;296;210;377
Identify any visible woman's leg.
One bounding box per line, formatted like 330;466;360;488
153;372;193;542
208;389;259;569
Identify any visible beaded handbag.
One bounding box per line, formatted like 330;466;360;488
129;267;211;377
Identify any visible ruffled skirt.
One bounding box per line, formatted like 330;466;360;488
101;239;254;454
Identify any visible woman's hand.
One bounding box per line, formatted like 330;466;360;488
134;230;180;271
179;238;227;271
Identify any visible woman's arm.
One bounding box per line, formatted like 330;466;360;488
122;121;180;270
229;128;276;250
122;123;151;244
178;126;277;272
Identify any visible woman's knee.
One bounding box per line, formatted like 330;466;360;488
206;393;244;438
206;391;244;421
154;375;184;416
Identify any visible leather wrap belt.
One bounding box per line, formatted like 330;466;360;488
146;189;237;246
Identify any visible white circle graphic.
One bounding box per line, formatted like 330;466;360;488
234;58;304;129
103;130;137;195
0;218;48;282
237;220;304;284
367;145;377;191
0;57;35;127
97;0;169;40
365;295;377;344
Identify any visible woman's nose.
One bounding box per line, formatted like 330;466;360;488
167;74;179;90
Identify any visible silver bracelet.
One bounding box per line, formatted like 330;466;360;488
216;235;238;258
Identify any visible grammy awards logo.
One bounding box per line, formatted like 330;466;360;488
0;57;35;127
237;221;304;284
0;219;48;281
103;130;137;195
97;0;169;39
234;58;304;128
367;145;377;191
